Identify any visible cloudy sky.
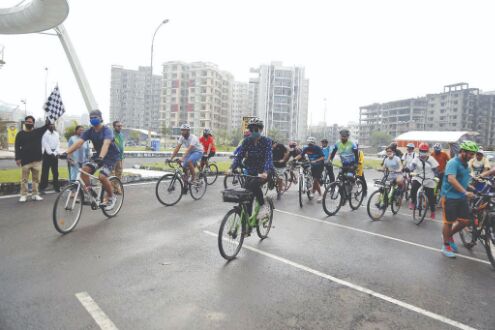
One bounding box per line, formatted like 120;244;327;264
1;0;494;126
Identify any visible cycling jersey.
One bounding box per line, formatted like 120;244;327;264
441;156;470;199
199;135;216;153
272;143;288;168
321;145;334;160
232;136;274;175
431;151;450;173
301;145;325;166
330;140;358;166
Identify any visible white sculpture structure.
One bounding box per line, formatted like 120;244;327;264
0;0;98;112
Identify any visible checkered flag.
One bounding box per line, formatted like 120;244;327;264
43;85;65;123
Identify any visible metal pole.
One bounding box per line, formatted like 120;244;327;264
44;67;48;99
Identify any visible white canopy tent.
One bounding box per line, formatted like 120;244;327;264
395;131;478;144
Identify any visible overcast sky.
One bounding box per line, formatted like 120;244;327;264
1;0;494;126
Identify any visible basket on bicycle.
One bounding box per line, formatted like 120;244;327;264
222;189;253;203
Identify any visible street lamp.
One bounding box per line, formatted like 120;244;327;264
20;99;27;116
149;19;169;147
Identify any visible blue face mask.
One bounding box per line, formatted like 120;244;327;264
90;118;101;126
250;131;261;139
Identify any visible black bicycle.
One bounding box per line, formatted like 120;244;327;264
322;165;365;216
366;169;403;221
410;172;439;225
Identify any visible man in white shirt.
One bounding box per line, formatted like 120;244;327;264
40;123;61;193
170;123;204;183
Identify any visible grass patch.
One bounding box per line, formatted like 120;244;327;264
0;168;69;183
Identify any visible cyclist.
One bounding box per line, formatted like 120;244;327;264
408;143;439;218
382;142;403;166
329;129;359;173
64;110;120;210
468;148;490;177
230;117;273;221
402;143;416;168
321;139;335;183
199;128;216;171
272;140;289;199
170;124;204;184
440;140;478;258
295;137;325;202
382;146;404;192
431;143;450;191
356;144;367;197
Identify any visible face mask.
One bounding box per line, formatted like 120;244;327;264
25;124;33;130
419;152;428;159
90;118;101;126
250;131;261;139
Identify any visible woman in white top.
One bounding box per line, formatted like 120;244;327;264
408;143;439;219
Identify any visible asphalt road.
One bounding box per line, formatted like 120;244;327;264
0;174;494;330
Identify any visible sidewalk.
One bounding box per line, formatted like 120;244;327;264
0;149;14;160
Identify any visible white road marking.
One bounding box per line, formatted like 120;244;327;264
75;292;118;330
204;230;477;330
275;209;491;265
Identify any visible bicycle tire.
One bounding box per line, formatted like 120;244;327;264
391;191;403;214
412;191;428;225
218;208;245;260
484;218;495;269
349;179;365;210
298;175;304;208
190;174;208;200
459;225;476;249
405;180;410;201
284;171;292;191
367;189;386;221
206;163;219;185
101;177;124;218
257;197;274;239
156;174;183;206
322;182;343;216
53;183;83;234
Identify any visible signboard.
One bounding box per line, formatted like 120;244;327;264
7;125;17;144
241;116;256;132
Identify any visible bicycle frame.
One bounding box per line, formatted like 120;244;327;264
68;168;104;210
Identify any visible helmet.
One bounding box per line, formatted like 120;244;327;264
339;129;350;137
477;148;485;155
203;128;211;135
321;138;328;143
247;117;264;129
433;143;442;151
307;136;317;144
418;143;429;152
289;141;297;148
459;140;479;153
406;143;415;149
180;123;191;130
89;109;103;118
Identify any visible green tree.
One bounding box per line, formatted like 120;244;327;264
370;131;392;148
266;128;285;142
161;125;172;138
129;131;140;144
64;120;79;142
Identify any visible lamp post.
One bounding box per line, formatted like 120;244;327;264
149;19;169;147
20;99;27;116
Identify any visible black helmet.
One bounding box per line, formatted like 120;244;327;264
390;142;398;150
339;129;350;137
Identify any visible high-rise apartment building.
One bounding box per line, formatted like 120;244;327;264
231;81;250;130
109;65;162;132
249;62;309;141
160;61;233;135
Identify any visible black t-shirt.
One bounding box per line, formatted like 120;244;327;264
15;125;50;166
272;144;288;168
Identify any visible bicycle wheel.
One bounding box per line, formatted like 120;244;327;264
53;183;83;234
155;174;183;206
298;175;304;208
190;174;208;200
322;182;343;216
205;163;218;185
349;179;365;210
391;191;403;214
404;180;410;201
484;216;495;268
224;174;242;189
367;189;386;221
412;191;428;225
218;208;245;260
257;197;274;239
306;177;313;200
100;177;124;217
284;171;292;192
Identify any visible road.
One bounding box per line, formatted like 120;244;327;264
0;174;494;330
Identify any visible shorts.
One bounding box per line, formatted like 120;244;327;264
310;164;324;181
274;166;286;177
202;151;216;160
183;151;203;168
441;197;471;224
84;158;116;177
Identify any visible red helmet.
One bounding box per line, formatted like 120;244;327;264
418;143;429;152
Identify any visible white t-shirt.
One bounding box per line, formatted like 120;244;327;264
383;156;402;178
402;152;416;168
178;134;203;153
469;157;490;176
409;156;439;188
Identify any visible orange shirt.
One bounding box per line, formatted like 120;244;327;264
199;135;216;153
431;151;450;173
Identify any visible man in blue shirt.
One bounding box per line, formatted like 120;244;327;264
321;139;335;183
65;110;120;210
295;137;325;202
440;140;478;258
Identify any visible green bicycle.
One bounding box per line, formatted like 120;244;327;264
218;176;274;261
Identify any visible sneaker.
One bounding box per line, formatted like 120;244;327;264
308;192;314;200
316;196;323;203
101;196;116;211
19;195;27;203
441;244;456;258
430;211;436;220
408;202;414;210
32;195;43;201
448;237;458;253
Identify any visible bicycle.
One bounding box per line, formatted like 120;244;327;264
403;170;412;201
283;162;298;192
293;160;313;208
52;163;124;234
155;159;207;206
218;176;274;260
410;173;439;225
322;165;365;216
321;163;334;190
458;177;495;268
199;156;219;185
366;169;404;221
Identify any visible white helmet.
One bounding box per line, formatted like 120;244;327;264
307;136;316;144
180;123;191;130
